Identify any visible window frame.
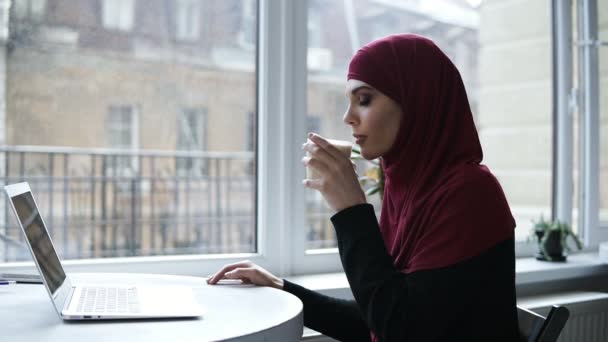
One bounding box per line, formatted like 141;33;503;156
549;0;607;251
256;0;343;275
575;0;608;246
551;0;575;246
516;0;606;256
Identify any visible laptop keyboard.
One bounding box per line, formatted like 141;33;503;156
77;287;140;314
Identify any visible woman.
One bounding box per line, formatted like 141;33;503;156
208;34;520;341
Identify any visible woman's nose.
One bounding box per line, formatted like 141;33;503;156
343;107;357;126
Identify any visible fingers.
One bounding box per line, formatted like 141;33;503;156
302;178;323;191
207;260;252;284
307;133;342;160
224;267;256;281
302;141;337;170
302;155;330;177
303;133;351;178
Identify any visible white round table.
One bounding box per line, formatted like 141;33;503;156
0;273;303;342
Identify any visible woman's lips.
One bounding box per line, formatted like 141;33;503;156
353;135;367;145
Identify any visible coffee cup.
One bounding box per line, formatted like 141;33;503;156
306;139;353;179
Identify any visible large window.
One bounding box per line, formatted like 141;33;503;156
0;0;603;277
572;0;607;245
1;0;258;265
304;0;552;250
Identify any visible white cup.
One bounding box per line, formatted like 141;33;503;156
306;139;353;179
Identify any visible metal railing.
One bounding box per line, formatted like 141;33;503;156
0;146;257;262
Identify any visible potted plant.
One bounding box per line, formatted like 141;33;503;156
531;215;583;262
351;146;384;198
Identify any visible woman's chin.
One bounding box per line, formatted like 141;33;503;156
361;149;380;161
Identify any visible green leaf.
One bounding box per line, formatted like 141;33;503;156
532;217;584;257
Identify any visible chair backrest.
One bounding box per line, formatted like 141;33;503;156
517;305;570;342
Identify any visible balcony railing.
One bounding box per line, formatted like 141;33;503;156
0;145;348;263
0;145;257;262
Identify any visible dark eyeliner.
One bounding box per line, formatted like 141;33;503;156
359;94;371;106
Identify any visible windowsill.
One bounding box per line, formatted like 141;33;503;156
515;252;608;284
286;252;608;296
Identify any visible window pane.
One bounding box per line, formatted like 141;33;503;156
107;106;133;148
1;0;258;262
238;0;256;48
600;0;607;224
178;109;204;150
177;108;207;175
102;0;134;31
305;0;553;249
14;0;46;20
176;0;201;41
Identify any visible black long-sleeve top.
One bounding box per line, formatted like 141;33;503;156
283;203;519;341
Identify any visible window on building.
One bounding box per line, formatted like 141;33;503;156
105;105;138;175
102;0;134;32
13;0;46;21
177;108;207;175
175;0;201;41
238;0;256;49
308;2;322;48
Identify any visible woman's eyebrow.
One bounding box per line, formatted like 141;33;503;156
347;85;373;96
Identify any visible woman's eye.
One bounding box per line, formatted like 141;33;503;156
359;95;371;106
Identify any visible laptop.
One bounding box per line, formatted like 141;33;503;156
4;182;204;320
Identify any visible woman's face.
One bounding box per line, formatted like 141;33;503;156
343;79;402;160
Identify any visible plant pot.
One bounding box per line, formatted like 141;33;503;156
536;230;567;262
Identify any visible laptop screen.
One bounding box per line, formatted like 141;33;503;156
11;191;66;295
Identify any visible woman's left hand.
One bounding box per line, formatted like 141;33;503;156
302;133;367;212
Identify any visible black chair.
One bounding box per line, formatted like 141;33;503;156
517;305;570;342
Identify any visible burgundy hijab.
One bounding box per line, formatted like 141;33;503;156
348;34;515;275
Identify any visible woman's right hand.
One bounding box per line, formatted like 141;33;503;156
206;260;284;290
